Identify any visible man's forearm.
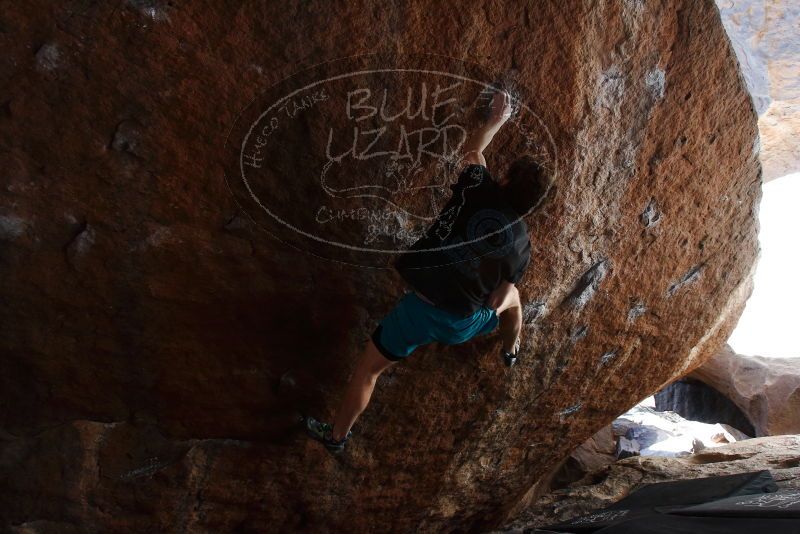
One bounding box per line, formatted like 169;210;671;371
462;91;512;159
464;120;506;153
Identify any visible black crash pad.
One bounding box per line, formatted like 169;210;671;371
540;470;799;534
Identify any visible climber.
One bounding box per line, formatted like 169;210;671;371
304;90;553;454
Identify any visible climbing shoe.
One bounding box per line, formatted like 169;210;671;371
501;337;521;367
302;415;352;454
501;350;518;367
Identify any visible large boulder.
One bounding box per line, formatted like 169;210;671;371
0;1;761;531
690;344;800;437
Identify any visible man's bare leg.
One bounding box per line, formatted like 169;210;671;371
330;339;396;441
495;285;522;353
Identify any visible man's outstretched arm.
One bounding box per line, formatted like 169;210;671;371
461;90;513;166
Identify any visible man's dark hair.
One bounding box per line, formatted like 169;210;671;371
502;156;553;215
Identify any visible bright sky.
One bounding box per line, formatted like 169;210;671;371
727;174;800;358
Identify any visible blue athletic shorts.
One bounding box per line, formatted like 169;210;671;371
371;292;499;362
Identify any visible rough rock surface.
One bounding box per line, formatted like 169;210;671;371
0;1;760;531
495;434;800;532
655;377;756;436
716;0;800;180
690;344;800;437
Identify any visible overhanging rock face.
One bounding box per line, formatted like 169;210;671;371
0;1;760;531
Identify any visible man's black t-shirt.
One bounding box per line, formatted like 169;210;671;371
394;164;531;317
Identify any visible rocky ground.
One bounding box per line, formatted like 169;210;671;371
493;434;800;532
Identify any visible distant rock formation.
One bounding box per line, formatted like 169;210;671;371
654;377;756;436
689;344;800;436
0;0;760;531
